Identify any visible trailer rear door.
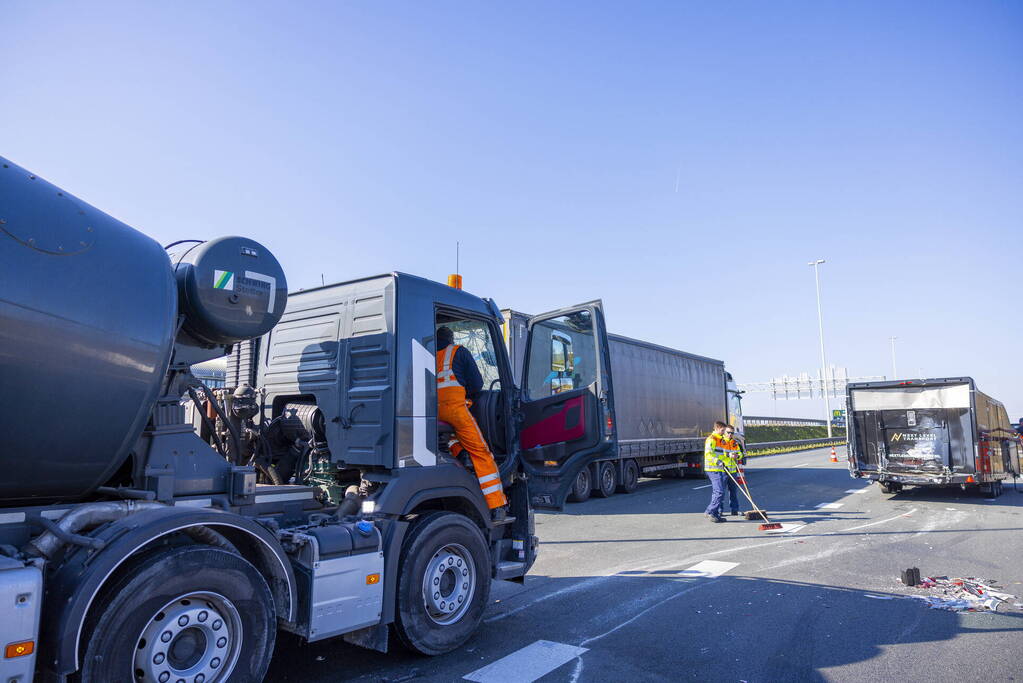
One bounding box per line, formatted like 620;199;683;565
850;383;973;474
519;301;614;509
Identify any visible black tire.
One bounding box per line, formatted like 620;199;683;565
594;462;616;498
879;481;897;494
617;460;640;494
394;512;491;656
568;467;592;503
78;545;275;683
981;481;1002;498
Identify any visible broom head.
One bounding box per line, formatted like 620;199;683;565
744;509;769;521
759;522;783;530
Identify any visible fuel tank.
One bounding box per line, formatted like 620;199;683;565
0;157;177;503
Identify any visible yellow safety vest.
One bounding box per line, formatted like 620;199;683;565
704;433;737;473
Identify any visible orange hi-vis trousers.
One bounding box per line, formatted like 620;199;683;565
439;397;507;509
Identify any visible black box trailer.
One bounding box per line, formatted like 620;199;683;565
847;377;1021;496
502;308;741;502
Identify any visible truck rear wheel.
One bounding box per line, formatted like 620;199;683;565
594;462;616;498
78;546;275;683
617;460;640;494
394;512;491;656
568;467;592;503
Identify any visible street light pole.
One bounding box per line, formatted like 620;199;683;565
808;259;833;438
889;336;898;379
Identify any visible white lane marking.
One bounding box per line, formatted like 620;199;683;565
839;508;918;532
463;640;588;683
792;463;810;468
692;484;712;490
0;512;26;524
678;560;739;578
846;489;869;494
766;523;805;534
815;502;843;509
863;594;895;600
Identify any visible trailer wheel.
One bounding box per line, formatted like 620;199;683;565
594;462;617;498
617;460;640;494
394;512;491;656
77;546;275;683
981;481;1003;498
568;467;592;503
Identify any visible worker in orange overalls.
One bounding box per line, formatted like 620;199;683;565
436;326;508;517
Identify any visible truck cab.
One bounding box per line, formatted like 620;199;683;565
0;155;620;682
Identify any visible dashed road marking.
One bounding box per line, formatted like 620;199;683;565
678;560;739;578
792;463;810;468
463;640;588;682
692;484;712;490
846;489;869;494
815;502;843;509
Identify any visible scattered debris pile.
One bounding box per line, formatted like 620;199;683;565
905;574;1023;613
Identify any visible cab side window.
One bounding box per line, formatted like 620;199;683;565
526;311;598;399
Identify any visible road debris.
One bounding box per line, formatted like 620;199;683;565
908;576;1023;612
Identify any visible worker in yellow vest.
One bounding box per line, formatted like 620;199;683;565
436;326;508;516
720;426;744;517
704;420;738;522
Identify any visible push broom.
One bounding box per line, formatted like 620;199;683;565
718;459;782;530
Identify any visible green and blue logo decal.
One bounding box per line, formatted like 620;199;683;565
213;270;235;290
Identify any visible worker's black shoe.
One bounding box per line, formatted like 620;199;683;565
729;511;740;517
706;513;726;523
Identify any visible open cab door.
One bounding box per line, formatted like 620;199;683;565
518;301;615;509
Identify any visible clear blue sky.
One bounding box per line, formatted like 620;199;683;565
4;1;1021;419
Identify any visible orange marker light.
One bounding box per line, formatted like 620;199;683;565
966;475;975;483
447;274;463;290
5;640;34;658
366;573;381;585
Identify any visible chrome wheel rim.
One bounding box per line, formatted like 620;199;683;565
422;543;475;625
132;591;242;683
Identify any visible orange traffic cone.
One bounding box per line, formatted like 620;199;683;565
736;463;746;486
830;446;838;463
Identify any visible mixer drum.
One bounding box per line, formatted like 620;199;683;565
0;157;177;503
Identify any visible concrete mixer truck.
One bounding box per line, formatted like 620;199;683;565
0;157;602;681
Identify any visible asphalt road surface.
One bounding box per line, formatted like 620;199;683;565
266;446;1023;682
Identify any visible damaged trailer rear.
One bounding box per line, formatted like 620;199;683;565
847;378;1021;496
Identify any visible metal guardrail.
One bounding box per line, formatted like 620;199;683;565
745;416;828;427
746;437;845;451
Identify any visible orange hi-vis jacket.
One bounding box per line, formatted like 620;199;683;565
436;344;507;509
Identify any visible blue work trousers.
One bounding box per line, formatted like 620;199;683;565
705;471;741;517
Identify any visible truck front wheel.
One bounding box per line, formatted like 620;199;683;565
394;512;491;656
568;467;592;503
78;545;276;683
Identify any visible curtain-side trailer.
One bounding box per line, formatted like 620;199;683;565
847;378;1021;496
502;308;736;502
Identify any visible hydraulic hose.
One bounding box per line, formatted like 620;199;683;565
188;386;228;459
192;379;242;464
